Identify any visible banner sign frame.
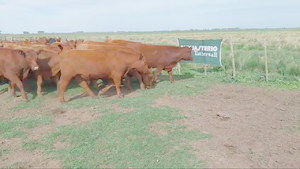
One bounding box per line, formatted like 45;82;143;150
177;38;223;66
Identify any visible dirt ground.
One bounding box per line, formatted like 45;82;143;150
155;84;300;168
1;84;300;168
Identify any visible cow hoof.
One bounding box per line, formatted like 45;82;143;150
38;94;43;97
22;99;29;102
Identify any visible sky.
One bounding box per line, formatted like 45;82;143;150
0;0;299;34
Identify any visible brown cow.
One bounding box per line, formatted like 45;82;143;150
50;42;73;50
76;43;153;90
106;39;193;83
65;39;84;49
82;41;112;46
0;48;39;101
34;50;60;97
30;44;63;53
49;49;152;103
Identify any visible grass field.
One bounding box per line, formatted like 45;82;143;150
0;29;300;168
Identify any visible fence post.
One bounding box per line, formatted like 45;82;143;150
175;38;181;74
230;37;236;79
204;64;207;76
264;41;269;82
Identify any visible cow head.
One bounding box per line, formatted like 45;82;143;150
181;47;193;61
67;40;76;49
131;54;151;73
142;68;153;89
19;49;39;71
56;37;61;42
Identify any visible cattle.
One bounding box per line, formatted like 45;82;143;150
56;37;61;42
29;44;63;53
34;50;60;97
106;39;193;83
48;49;152;103
76;43;153;90
50;42;74;50
65;39;84;49
81;41;112;46
36;37;48;45
0;48;39;101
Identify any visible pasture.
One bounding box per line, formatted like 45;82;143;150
1;29;300;168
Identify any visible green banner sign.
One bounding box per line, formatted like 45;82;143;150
177;38;223;66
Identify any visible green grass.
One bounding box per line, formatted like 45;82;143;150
41;106;209;168
0;115;52;139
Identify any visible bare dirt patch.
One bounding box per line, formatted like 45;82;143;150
26;108;100;140
155;84;300;168
0;149;62;168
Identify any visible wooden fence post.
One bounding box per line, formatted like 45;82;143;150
264;41;269;82
204;64;207;76
175;38;181;74
230;37;236;79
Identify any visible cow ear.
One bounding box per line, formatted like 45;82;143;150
18;50;25;56
57;44;63;51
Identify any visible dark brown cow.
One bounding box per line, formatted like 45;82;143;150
106;39;193;83
0;48;39;101
76;43;153;90
48;49;152;103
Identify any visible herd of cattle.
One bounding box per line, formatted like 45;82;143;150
0;37;193;103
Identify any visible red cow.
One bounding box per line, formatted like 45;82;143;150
48;48;152;103
106;39;193;83
0;48;39;101
76;43;153;90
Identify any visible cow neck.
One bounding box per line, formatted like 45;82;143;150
172;47;189;61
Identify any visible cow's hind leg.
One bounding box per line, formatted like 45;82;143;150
9;81;16;97
58;75;72;103
154;67;163;84
74;76;96;98
112;75;123;98
167;69;174;83
98;82;115;96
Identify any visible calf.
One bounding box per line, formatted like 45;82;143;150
0;48;39;101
